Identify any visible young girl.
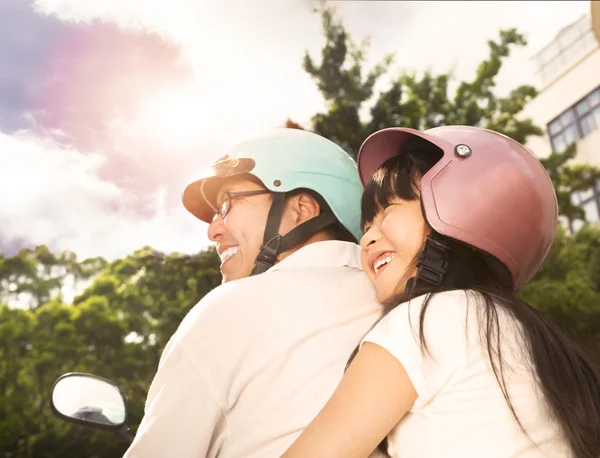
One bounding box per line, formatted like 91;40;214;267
283;126;600;458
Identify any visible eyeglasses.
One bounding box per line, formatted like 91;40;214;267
217;190;271;220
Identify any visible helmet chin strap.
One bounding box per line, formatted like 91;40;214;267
406;235;449;291
250;193;337;276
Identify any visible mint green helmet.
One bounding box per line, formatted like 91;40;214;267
182;128;364;274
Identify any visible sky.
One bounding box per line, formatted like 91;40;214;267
1;0;593;261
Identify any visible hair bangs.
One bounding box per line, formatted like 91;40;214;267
360;137;445;231
360;154;421;230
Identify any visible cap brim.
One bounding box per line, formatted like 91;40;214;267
181;157;257;223
357;127;450;186
182;176;225;223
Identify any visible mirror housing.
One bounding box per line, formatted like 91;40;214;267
50;372;134;443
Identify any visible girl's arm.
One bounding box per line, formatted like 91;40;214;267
282;342;418;458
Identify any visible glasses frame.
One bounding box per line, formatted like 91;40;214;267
217;189;271;219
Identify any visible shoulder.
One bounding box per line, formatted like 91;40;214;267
181;275;261;317
363;290;477;360
170;278;260;344
385;289;473;326
361;290;478;406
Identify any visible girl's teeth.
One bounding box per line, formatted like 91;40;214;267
374;254;395;272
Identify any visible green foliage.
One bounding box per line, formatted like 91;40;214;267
539;143;600;227
300;3;600;225
302;4;540;157
0;246;221;457
519;226;600;348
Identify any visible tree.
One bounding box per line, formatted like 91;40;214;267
301;4;540;156
284;118;305;130
0;299;132;458
0;246;107;310
539;143;600;229
0;245;221;458
300;3;392;155
519;225;600;353
297;2;600;358
299;2;600;226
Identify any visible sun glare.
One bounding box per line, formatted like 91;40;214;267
136;87;209;150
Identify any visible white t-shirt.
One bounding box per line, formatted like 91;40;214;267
362;290;573;458
123;241;385;458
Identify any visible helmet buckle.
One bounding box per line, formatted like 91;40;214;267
255;235;282;266
416;238;449;286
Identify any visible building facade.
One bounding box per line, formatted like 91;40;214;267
521;8;600;231
593;1;600;44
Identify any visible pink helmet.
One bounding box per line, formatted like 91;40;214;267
357;125;559;291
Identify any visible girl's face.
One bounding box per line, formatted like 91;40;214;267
360;198;428;302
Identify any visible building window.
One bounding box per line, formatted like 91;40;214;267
571;179;600;232
533;14;597;85
548;87;600;153
576;89;600;136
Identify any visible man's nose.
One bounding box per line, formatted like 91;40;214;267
207;214;225;242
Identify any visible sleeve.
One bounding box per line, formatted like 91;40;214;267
122;337;227;458
361;292;470;408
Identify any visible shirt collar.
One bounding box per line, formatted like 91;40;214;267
268;241;363;273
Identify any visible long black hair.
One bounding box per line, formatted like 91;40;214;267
360;138;600;458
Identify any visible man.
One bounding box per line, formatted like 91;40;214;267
123;128;384;457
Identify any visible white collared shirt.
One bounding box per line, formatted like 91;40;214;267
124;241;383;458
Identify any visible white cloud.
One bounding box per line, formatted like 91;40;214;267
33;0;592;120
34;0;327;130
0;131;209;259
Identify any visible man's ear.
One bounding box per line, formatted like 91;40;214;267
285;192;321;225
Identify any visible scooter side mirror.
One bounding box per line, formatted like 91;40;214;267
50;372;134;443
